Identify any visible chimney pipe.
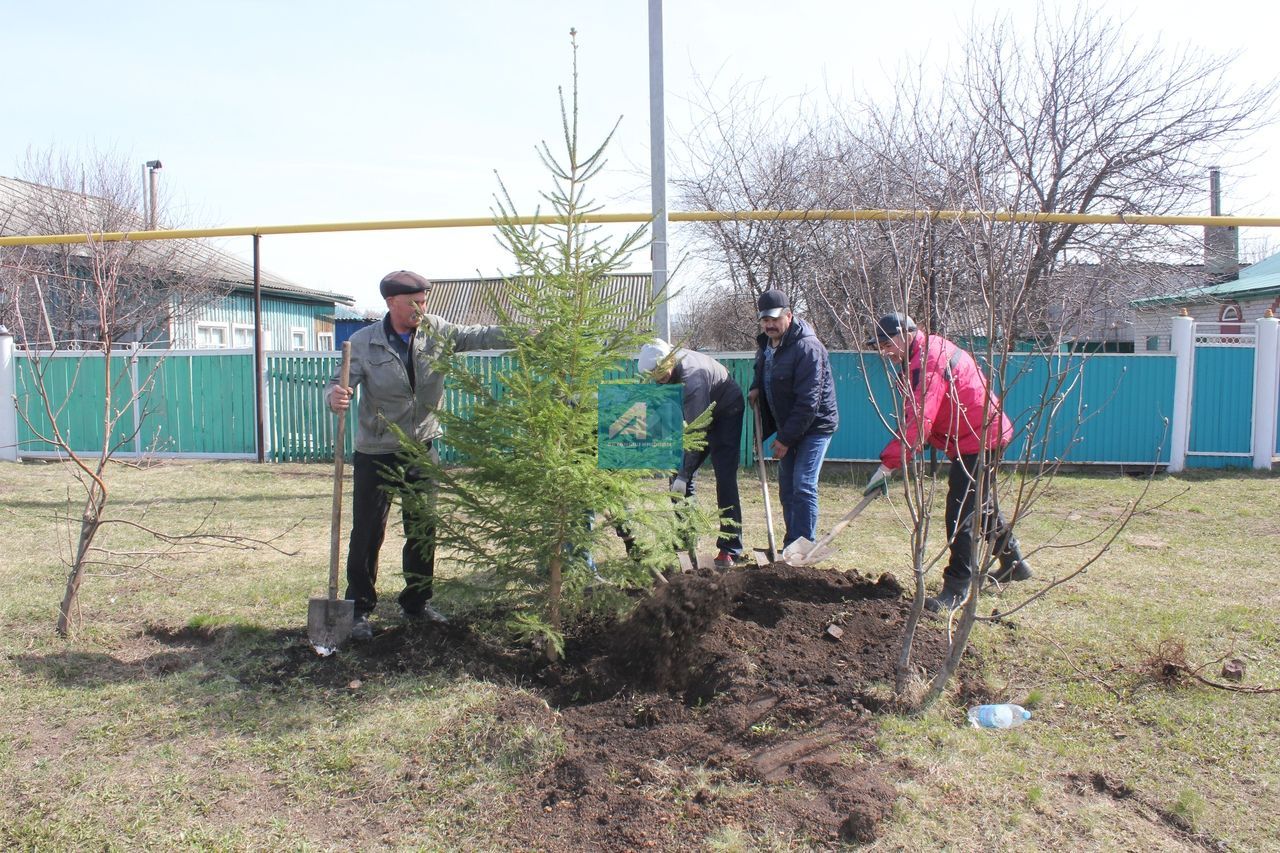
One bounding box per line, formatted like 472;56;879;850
144;160;162;230
1204;166;1238;282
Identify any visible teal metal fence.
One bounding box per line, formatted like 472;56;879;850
1187;344;1255;468
731;351;1177;467
4;346;1213;468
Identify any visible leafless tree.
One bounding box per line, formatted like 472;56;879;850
674;7;1275;708
675;8;1274;350
672;81;856;349
1;149;281;638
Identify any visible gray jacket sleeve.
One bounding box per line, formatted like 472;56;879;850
423;315;509;352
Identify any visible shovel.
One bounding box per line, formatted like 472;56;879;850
751;403;779;565
308;342;355;653
781;490;879;566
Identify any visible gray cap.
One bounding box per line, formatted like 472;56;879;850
867;312;916;346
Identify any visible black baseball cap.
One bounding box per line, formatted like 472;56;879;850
867;312;916;346
757;289;790;319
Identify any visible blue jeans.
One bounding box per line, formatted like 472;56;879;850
777;432;832;546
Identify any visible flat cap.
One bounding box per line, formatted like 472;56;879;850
379;270;432;298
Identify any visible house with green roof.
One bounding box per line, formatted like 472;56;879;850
1131;251;1280;351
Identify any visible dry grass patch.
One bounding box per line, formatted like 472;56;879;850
1;460;1277;850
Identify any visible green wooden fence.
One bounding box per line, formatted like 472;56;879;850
14;350;257;458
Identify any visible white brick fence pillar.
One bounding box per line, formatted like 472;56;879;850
0;326;16;462
1168;313;1195;473
1253;313;1279;470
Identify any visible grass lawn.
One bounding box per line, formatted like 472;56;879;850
1;460;1276;850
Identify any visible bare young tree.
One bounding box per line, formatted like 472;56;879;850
672;81;855;348
676;7;1274;346
674;7;1275;708
1;149;282;638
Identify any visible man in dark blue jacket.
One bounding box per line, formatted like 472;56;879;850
747;289;839;547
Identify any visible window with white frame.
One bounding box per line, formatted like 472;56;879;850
1219;304;1242;322
290;327;308;351
317;332;335;350
232;325;272;349
195;322;229;349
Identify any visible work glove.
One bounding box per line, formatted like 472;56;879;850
669;477;688;497
863;464;893;498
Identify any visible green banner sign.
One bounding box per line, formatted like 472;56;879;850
597;383;682;469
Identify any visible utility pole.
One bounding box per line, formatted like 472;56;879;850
648;0;669;341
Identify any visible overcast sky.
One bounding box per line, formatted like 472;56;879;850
3;0;1278;310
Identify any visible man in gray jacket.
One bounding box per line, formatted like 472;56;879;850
639;339;746;569
327;270;507;639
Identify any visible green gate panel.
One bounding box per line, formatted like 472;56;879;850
267;354;355;462
135;353;257;455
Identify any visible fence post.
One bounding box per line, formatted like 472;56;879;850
1168;313;1195;473
129;343;142;456
1253;314;1278;470
259;352;273;462
0;326;16;462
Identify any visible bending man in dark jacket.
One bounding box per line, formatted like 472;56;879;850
640;339;746;569
326;270;507;640
747;289;839;547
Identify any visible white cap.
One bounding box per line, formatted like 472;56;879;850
638;338;673;373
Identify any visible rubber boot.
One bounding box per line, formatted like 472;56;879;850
925;578;971;613
990;537;1032;583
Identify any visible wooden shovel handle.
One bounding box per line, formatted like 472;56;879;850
329;342;352;602
753;403;778;560
806;491;877;555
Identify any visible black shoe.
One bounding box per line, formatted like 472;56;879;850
351;614;373;641
402;603;449;625
925;586;969;613
990;558;1033;584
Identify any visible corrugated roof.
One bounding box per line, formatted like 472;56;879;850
1239;252;1280;279
1130;251;1280;307
424;273;653;327
331;305;382;321
0;175;352;306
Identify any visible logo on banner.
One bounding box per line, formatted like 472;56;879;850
598;384;682;469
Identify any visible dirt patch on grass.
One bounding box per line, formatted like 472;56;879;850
1066;771;1231;851
37;562;953;849
492;562;948;849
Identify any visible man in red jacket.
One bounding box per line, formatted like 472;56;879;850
863;313;1032;612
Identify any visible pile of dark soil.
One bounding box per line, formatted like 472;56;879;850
267;562;960;849
498;562;954;850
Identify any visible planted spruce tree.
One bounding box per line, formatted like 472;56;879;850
395;37;715;661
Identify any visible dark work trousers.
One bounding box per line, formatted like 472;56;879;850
682;404;746;554
944;452;1016;586
345;449;435;617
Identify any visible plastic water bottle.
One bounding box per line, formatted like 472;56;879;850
967;703;1032;730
